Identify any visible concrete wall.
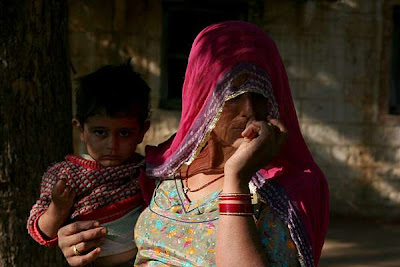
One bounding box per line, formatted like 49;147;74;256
68;0;400;219
260;0;400;219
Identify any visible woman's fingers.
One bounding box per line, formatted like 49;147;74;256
267;117;287;133
58;220;102;237
242;118;288;156
66;226;106;246
242;118;288;141
241;122;260;140
242;119;283;140
225;117;288;183
67;247;101;267
58;221;106;266
267;118;288;146
64;238;105;258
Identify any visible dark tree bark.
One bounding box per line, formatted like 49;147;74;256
0;0;71;265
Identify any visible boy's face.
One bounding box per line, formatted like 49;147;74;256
74;115;149;167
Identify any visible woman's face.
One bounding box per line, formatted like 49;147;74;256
212;92;269;148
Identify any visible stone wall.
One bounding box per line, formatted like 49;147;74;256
68;0;400;219
260;0;400;219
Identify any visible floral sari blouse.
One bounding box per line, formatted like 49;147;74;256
134;179;300;266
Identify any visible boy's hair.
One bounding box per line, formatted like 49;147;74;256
75;63;150;127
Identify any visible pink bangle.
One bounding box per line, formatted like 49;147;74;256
219;203;254;216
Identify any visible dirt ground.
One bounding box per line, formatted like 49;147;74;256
319;216;400;267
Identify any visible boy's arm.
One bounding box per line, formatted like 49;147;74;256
27;167;75;246
38;179;75;238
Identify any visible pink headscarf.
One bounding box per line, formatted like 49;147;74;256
147;21;329;265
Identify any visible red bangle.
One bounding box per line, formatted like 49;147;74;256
219;193;252;197
218;193;252;201
218;197;252;201
219;203;254;216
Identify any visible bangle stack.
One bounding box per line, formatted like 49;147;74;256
218;193;254;216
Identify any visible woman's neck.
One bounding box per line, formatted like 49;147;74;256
179;134;236;201
183;134;235;176
181;173;224;202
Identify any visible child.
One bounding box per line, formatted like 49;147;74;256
27;63;154;265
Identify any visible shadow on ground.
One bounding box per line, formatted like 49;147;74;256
319;216;400;267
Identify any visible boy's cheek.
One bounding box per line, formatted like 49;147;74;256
124;137;141;148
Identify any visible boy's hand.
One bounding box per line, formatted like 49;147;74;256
38;178;76;239
51;178;76;214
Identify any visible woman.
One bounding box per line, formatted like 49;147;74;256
58;21;329;266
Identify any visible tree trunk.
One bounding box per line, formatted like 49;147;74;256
0;0;71;265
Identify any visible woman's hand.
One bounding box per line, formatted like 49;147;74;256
224;117;287;190
217;119;284;266
58;220;107;266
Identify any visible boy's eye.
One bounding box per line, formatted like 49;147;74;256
119;129;131;137
94;130;107;137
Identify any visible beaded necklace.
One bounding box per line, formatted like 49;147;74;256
182;173;224;194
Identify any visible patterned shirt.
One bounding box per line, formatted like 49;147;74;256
27;154;144;247
134;179;300;266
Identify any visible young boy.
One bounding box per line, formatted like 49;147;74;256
27;63;153;265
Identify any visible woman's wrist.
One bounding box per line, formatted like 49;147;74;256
222;173;250;194
218;193;253;216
